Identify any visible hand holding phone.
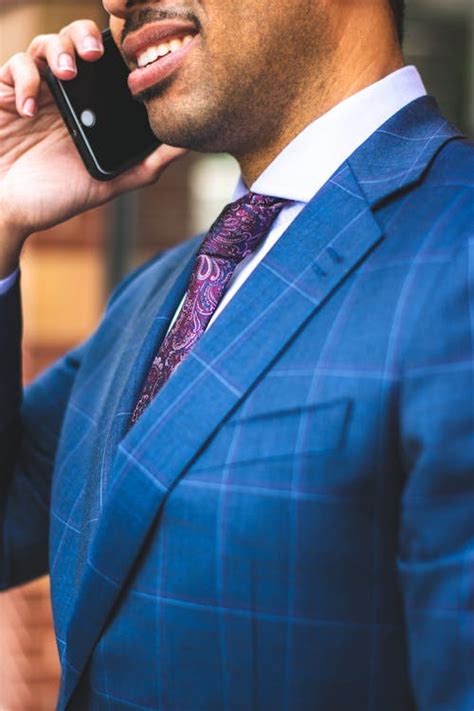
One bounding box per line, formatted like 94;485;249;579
46;29;161;181
0;20;186;269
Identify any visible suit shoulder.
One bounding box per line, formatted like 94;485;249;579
377;136;473;254
418;136;474;241
426;136;474;189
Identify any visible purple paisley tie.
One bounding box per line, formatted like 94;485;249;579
130;192;289;425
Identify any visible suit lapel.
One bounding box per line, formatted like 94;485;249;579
60;97;463;707
107;238;200;452
71;237;201;522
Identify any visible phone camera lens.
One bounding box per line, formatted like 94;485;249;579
80;109;96;128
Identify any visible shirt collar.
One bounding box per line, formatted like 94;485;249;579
234;65;427;204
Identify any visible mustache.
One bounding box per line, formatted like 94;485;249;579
121;7;201;45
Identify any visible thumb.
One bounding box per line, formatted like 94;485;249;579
107;144;189;196
144;144;189;174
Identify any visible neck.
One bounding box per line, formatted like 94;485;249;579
237;9;404;187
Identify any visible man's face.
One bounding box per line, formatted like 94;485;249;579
104;0;332;156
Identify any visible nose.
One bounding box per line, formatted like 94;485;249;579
102;0;140;21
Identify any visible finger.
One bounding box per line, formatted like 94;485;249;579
60;20;104;62
27;22;104;78
143;145;189;175
3;53;42;117
30;33;78;80
108;146;189;195
28;33;76;81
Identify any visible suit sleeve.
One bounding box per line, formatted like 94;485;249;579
398;235;474;711
0;276;85;589
0;255;163;590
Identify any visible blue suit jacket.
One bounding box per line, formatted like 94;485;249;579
1;97;473;710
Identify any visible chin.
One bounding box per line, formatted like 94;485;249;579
139;82;246;155
144;102;218;153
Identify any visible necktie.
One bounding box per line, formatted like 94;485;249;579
130;191;289;425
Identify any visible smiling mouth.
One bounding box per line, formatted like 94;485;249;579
126;26;200;99
135;33;195;69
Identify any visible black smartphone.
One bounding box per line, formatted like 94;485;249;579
46;28;160;181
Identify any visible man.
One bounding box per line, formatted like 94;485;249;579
0;0;472;708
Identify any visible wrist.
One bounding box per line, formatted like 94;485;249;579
0;224;28;279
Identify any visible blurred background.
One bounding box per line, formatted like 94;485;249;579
0;0;473;708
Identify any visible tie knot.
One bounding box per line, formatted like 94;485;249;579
199;191;289;263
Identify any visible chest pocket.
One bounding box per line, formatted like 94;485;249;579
195;391;352;470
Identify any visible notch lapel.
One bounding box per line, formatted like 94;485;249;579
60;97;463;708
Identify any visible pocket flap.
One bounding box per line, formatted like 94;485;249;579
224;397;352;462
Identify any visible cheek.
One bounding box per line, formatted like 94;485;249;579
203;4;262;56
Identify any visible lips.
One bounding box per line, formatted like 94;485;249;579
123;20;199;97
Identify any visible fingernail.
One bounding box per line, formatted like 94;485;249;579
23;98;36;117
82;36;102;53
58;53;75;72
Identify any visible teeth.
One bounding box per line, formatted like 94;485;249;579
137;35;194;68
156;43;170;57
169;39;183;52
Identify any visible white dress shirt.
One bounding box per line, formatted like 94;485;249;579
172;65;427;329
0;66;427;329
